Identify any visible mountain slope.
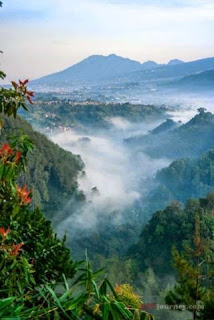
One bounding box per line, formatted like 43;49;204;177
126;110;214;159
141;60;159;70
34;54;142;84
167;59;184;66
129;194;214;275
144;149;214;214
1;116;85;218
32;55;214;86
127;57;214;82
174;69;214;89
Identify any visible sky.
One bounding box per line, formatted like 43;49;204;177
0;0;214;81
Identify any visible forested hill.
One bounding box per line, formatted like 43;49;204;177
129;193;214;276
23;97;167;130
144;149;214;214
0;116;85;218
126;109;214;158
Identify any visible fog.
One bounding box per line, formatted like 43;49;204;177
49;118;170;237
47;91;214;251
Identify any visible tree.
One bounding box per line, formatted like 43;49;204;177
197;108;207;114
165;214;214;320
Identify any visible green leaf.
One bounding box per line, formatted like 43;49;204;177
0;297;15;311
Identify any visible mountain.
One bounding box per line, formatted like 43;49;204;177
127;57;214;82
33;54;142;84
174;69;214;89
141;60;159;70
1;116;85;218
32;55;214;86
167;59;184;66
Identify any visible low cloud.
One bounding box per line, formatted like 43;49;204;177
49;119;169;236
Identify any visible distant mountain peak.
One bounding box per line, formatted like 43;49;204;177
167;59;184;66
108;53;118;58
34;54;142;84
141;60;159;70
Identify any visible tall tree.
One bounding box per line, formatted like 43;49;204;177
165;214;214;320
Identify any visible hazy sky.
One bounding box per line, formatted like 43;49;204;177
0;0;214;81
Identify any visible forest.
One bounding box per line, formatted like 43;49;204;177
1;83;214;319
1;2;214;319
23;94;167;130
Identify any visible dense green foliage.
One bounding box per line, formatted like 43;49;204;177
130;194;214;276
0;126;76;295
0;115;85;218
165;214;214;319
23;95;167;130
145;149;214;214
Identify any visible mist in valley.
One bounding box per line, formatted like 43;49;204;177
49;118;170;240
46;90;214;251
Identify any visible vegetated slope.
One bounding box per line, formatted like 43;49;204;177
145;150;214;214
24;97;167;129
129;193;214;276
126;110;214;159
149;118;179;135
0;116;85;218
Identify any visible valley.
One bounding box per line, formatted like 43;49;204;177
2;51;214;320
1;0;214;318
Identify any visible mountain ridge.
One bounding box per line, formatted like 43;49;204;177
31;54;214;86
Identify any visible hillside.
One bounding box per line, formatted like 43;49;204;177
129;193;214;275
126;110;214;159
23;97;167;130
144;149;214;215
126;56;214;82
0;116;85;218
174;69;214;89
31;54;214;87
150;118;179;135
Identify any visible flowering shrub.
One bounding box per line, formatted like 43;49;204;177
0;78;34;127
16;185;32;205
114;284;142;309
0;78;76;297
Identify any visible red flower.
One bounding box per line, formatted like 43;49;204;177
10;243;24;256
0;227;10;240
16;185;32;205
0;144;13;158
15;151;22;163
